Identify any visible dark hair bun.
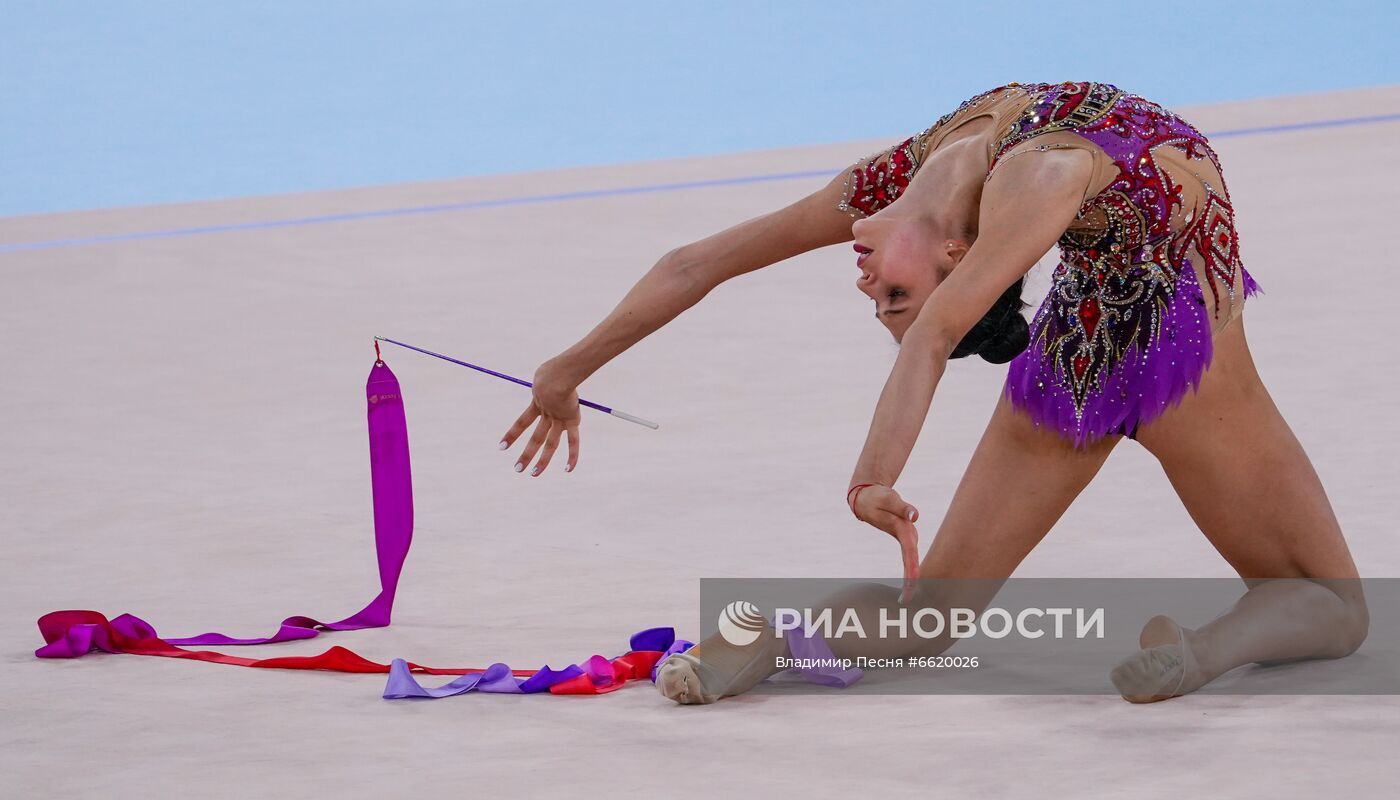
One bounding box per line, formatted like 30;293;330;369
950;279;1030;364
977;312;1029;364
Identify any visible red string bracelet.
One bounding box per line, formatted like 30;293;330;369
847;483;878;518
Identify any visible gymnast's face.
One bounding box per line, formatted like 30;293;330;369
852;213;968;343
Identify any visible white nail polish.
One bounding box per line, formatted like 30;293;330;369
530;466;541;476
514;463;524;473
564;464;573;473
906;510;916;521
498;441;508;450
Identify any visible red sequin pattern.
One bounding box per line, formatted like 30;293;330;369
840;138;918;218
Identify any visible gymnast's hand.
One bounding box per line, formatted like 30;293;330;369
849;483;921;604
500;360;581;476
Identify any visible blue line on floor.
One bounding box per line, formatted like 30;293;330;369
4;112;1399;254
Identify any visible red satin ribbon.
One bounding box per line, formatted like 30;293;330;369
37;609;664;693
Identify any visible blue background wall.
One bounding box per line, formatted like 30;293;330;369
3;0;1396;216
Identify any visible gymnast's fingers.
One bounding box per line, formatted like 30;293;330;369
851;509;914;603
565;423;580;473
895;520;920;605
857;503;903;538
865;489;920;602
875;491;918;525
501;402;541;450
515;416;551;473
859;485;918;526
530;421;564;476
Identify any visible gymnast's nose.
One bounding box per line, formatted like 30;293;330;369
851;216;871;241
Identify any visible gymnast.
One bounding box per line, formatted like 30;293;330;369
498;81;1368;703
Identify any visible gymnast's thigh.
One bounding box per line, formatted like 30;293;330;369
919;395;1119;580
1133;317;1360;581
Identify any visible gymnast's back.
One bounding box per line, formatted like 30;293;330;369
839;81;1256;335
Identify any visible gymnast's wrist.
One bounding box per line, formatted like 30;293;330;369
846;482;884;514
538;354;587;388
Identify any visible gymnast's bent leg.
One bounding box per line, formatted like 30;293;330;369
1113;317;1368;702
658;397;1119;704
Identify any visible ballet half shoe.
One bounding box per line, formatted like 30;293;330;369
656;652;720;705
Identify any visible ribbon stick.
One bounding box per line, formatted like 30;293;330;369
375;336;659;429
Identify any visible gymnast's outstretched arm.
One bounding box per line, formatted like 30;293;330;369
500;171;858;474
848;150;1091;594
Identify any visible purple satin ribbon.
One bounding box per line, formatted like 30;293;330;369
167;360;414;647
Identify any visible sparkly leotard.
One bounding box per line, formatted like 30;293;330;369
838;81;1261;445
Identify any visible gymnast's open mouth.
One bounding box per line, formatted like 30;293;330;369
855;243;872;267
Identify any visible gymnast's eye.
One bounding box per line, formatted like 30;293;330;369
888;288;906;300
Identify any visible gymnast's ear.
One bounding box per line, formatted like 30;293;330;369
944;238;971;266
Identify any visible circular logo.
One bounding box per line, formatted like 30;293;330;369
369;394;379;404
717;600;766;646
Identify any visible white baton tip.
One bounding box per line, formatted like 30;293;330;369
610;409;660;429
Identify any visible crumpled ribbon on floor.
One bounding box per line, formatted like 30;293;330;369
34;358;857;699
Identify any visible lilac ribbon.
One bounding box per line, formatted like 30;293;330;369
384;627;687;699
383;661;587;698
786;623;864;688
